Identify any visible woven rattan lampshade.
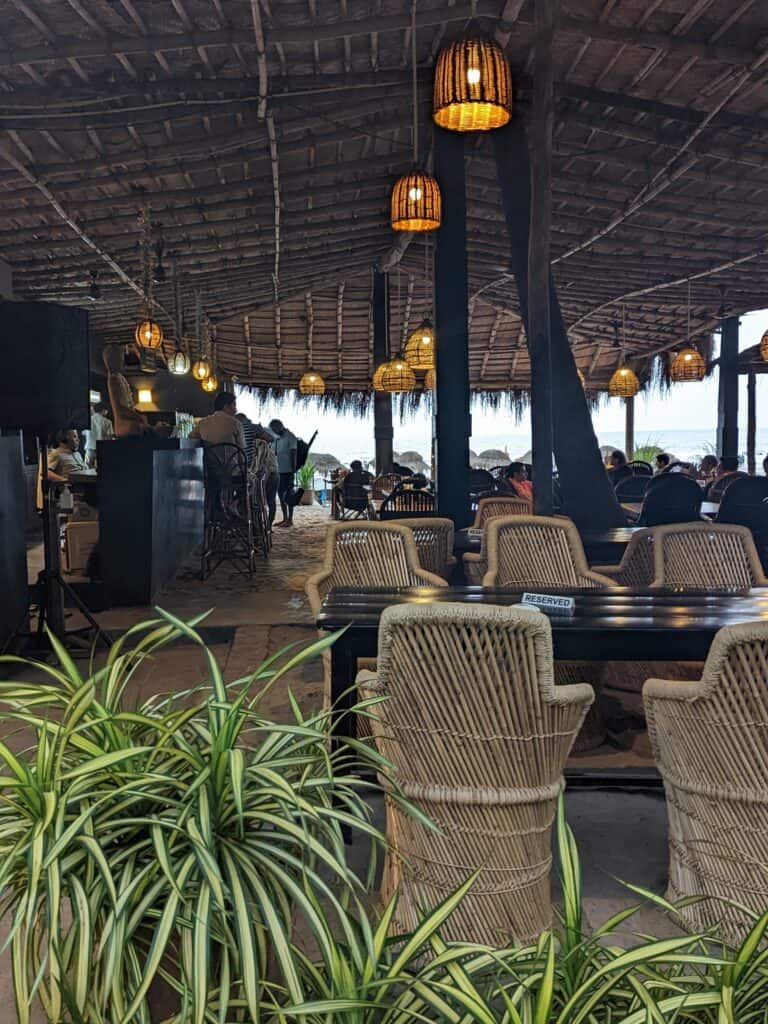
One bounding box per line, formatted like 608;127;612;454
168;348;191;376
135;319;163;349
760;329;768;361
433;36;512;132
608;364;640;398
670;346;706;382
390;171;442;232
191;356;212;381
298;369;326;396
201;373;218;393
577;368;586;388
404;318;436;370
425;367;436;390
375;353;416;393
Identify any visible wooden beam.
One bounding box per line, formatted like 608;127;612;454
747;368;757;474
625;396;635;461
528;0;557;517
434;127;471;528
717;316;740;461
372;269;393;474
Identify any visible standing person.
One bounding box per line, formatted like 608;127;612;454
269;418;298;527
236;413;279;526
102;344;148;437
84;403;114;467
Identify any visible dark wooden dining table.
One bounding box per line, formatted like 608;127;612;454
455;526;642;565
317;585;768;789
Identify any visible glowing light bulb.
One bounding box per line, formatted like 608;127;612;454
408;186;423;201
467;67;481;84
684;353;692;361
421;334;431;345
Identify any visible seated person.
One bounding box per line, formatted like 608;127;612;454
191;392;246;450
345;459;373;487
654;452;671;474
47;429;87;483
392;462;413;478
704;455;740;499
500;462;533;501
606;450;632;487
700;454;719;482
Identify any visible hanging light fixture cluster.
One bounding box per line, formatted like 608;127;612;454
608;311;640;398
670;280;706;382
134;204;164;350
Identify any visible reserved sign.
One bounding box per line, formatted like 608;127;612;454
521;593;576;615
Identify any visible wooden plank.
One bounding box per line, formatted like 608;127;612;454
717;316;739;460
747;368;757;475
372;269;393;475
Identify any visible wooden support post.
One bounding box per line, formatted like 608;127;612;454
717;315;739;461
434;127;472;527
527;0;557;516
493;118;624;529
625;396;635;461
747;369;756;475
372;269;393;475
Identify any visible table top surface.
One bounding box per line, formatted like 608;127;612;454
621;501;719;517
69;471;99;483
318;585;768;632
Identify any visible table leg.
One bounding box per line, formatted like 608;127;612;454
330;639;359;748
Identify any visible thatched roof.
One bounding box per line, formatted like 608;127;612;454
2;0;768;396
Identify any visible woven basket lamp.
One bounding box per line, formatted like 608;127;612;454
433;36;512;132
168;348;191;376
191;356;212;381
670;346;706;382
135;319;163;349
201;373;219;393
404;319;436;370
760;329;768;361
577;367;586;388
375;353;416;394
391;171;442;232
298;369;326;396
608;364;640;398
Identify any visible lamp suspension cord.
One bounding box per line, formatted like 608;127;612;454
411;2;418;164
622;302;627;361
384;272;390;360
687;278;691;344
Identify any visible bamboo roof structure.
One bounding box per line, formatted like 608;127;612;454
2;0;768;397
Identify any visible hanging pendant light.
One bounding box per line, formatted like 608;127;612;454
577;368;586;388
298;369;326;395
201;373;219;394
192;357;211;381
761;329;768;362
378;351;416;394
167;261;190;375
390;4;441;232
134;204;164;349
425;367;436;390
608;311;640;398
169;349;191;376
405;318;436;370
433;33;512;132
670;280;706;382
135;319;163;349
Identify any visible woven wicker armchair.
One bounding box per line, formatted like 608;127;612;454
644;622;768;943
482;516;615;588
592;528;655;586
472;495;532;528
361;603;594;944
305;522;448;729
651;523;768;588
392;517;457;579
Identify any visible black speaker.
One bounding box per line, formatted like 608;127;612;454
0;301;90;434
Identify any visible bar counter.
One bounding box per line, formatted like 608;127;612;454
99;437;203;606
0;434;27;647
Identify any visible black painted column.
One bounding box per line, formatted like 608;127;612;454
493;117;624;529
434;127;471;527
372;269;393;475
717;315;739;461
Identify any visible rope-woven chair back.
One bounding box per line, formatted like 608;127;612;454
614;474;651;502
638;474;702;527
393;517;455;578
717;476;768;534
371;473;402;500
484;515;613;588
369;602;593;943
203;442;248;489
707;470;749;504
652;523;767;588
627;460;653;476
609;529;655;586
380;488;436;517
473;495;531;528
644;621;768;942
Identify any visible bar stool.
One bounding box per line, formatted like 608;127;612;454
201;443;255;579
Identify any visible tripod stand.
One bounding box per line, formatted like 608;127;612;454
28;438;112;654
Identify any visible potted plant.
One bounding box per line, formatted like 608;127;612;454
297;459;317;504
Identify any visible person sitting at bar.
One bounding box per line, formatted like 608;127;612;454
102;344;149;438
501;462;533;501
606;450;632;488
47;429;87;483
191;392;246;449
654;452;671;474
